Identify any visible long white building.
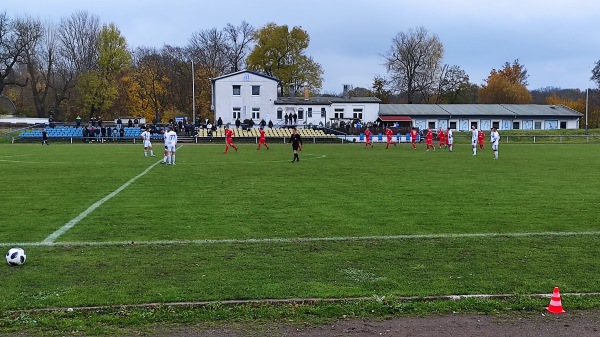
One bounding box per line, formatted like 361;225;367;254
211;70;583;131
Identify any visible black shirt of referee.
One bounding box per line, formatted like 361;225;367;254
289;128;303;162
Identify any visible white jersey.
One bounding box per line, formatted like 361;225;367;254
447;130;453;144
471;129;478;145
491;131;500;150
165;130;178;152
141;131;152;147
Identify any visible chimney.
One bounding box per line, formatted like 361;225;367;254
304;82;309;99
289;84;295;98
343;84;350;98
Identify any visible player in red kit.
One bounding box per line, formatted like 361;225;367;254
224;125;238;154
478;129;485;149
437;128;446;148
364;127;373;148
385;126;396;149
410;127;418;150
257;128;269;150
425;128;435;151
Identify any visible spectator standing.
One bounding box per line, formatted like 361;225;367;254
76;115;81;127
128;119;133;128
117;117;122;129
235;118;241;129
268;120;273;128
42;129;49;145
217;117;223;128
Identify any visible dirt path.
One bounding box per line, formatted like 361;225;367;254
135;311;600;337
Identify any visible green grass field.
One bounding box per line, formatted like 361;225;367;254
1;141;600;334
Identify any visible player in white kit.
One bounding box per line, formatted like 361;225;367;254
471;125;478;156
164;126;178;165
140;127;155;157
446;127;453;152
490;127;500;160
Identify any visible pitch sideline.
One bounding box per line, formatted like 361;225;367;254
6;230;598;248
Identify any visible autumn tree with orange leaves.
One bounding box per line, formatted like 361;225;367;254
479;60;532;104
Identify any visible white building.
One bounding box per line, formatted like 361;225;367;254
211;70;583;131
211;71;380;127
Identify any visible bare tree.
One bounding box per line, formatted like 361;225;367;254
188;27;228;77
223;21;255;73
57;11;100;74
383;26;444;103
0;12;42;94
21;16;53;118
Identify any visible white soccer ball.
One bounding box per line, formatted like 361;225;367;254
6;247;26;266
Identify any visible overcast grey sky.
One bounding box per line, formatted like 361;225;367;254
4;0;600;94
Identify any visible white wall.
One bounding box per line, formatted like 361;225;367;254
213;72;278;125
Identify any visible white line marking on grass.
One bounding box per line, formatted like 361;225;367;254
5;230;598;248
40;157;168;244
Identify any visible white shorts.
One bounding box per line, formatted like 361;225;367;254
471;139;477;146
492;143;499;151
143;140;152;148
165;145;176;153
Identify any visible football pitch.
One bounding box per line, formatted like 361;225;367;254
1;142;600;317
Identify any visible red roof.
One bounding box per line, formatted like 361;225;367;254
378;115;412;122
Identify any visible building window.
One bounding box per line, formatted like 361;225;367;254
449;121;457;129
334;108;344;119
492;121;500;129
232;107;241;119
471;121;478;129
252;85;260;96
307;108;312;118
321;108;326;118
298;108;304;120
353;112;363;119
513;121;520;129
277;108;283;120
560;121;567;129
252;108;260;119
428;122;436;129
535;121;542;130
232;85;241;96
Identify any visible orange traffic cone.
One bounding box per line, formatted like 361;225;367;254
546;287;566;314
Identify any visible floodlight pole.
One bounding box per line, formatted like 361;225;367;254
192;60;196;124
585;88;589;135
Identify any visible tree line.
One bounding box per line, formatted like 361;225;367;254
1;12;598;128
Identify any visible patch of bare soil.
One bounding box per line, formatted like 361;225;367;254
131;311;600;337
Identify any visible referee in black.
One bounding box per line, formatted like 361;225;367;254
289;127;303;162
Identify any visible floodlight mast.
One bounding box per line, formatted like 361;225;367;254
192;60;196;124
585;88;589;135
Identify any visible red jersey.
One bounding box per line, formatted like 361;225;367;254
259;129;266;141
478;130;485;144
437;129;445;141
385;128;393;139
410;129;418;141
365;129;372;139
426;129;433;141
225;128;233;142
